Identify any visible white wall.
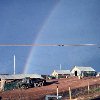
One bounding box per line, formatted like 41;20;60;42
71;67;81;76
52;71;58;77
0;79;5;91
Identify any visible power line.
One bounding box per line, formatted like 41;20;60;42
0;44;97;47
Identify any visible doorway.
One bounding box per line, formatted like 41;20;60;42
75;71;77;76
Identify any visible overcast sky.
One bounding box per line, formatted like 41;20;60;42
0;0;100;75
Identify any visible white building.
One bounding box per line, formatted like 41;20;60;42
96;72;100;77
71;66;96;77
52;70;71;78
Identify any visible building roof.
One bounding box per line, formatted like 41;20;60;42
74;66;95;71
97;72;100;74
0;74;43;79
54;70;71;74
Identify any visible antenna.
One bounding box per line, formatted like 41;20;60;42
60;64;62;70
14;55;16;75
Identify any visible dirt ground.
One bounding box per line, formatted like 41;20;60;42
0;76;100;100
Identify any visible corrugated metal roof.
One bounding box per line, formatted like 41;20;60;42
0;74;43;79
75;66;95;71
54;70;71;74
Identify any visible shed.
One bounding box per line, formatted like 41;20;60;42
52;70;71;78
71;66;96;77
0;74;43;91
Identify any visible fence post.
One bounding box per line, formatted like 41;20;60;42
57;86;58;99
69;87;72;100
45;95;48;100
88;82;89;94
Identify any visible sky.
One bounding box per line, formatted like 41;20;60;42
0;0;100;75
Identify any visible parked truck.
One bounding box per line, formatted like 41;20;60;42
17;77;46;89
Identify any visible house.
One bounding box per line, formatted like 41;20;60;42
52;70;71;78
71;66;96;77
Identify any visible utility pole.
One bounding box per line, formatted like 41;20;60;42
60;64;62;70
14;55;16;75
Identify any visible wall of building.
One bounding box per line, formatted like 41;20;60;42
71;67;81;76
0;80;1;91
52;71;58;77
0;79;5;91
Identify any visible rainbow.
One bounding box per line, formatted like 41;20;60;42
23;1;60;73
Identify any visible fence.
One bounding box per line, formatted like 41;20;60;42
60;83;100;100
45;83;100;100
